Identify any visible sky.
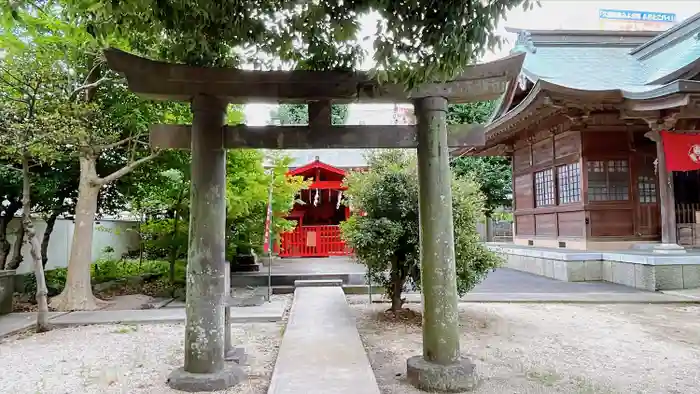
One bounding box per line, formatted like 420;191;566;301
244;0;700;126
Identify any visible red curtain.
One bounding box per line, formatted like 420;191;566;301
661;131;700;172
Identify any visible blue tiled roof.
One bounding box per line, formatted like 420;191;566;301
511;13;700;94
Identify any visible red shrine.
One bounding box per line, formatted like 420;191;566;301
277;158;362;258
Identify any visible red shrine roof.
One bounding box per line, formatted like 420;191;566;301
288;158;353;190
288;158;346;177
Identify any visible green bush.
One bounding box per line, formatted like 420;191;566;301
341;151;502;311
20;258;188;297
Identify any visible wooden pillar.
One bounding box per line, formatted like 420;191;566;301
651;131;677;244
407;97;477;392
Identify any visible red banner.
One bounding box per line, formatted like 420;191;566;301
661;130;700;172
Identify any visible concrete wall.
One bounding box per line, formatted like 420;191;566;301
489;244;700;291
5;218;140;275
0;270;13;315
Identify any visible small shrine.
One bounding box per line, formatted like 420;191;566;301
277;157;358;257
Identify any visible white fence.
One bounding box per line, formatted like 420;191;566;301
5;217;140;275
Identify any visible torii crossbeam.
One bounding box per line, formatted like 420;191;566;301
104;48;524;393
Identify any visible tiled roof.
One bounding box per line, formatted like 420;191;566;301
509;12;700;94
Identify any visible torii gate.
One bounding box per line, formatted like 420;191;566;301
104;48;524;392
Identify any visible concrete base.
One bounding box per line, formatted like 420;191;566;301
166;364;245;392
224;346;248;364
0;271;15;315
406;355;478;393
652;243;687;254
488;243;700;291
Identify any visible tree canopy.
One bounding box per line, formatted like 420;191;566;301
5;0;534;86
447;101;512;216
269;104;349;126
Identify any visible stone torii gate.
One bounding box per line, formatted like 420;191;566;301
104;48;524;392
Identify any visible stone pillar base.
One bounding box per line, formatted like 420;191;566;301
406;355;478;392
653;243;687;254
225;346;248;364
166;364;244;392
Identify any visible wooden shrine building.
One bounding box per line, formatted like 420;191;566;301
464;13;700;251
277;158;359;257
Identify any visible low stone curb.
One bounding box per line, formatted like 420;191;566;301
0;312;70;338
396;292;700;304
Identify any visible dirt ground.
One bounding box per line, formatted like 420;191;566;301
351;301;700;394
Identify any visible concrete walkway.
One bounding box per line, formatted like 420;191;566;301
267;286;380;394
0;299;286;338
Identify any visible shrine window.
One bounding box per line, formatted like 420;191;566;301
587;160;630;201
638;176;657;203
534;169;555;207
557;163;581;204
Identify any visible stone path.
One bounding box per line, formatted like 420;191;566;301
267;285;380;394
0;299;286;338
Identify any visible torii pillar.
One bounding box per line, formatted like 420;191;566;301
103;47;524;393
407;96;477;392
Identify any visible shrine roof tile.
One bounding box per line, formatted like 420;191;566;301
509;12;700;94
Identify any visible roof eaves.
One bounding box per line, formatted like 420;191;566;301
646;58;700;86
630;12;700;59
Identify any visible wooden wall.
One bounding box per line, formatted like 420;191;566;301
512;117;660;243
513;126;584;240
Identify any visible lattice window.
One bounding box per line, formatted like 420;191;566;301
557;163;581;204
587;160;630;201
638;176;657;203
534;169;555;207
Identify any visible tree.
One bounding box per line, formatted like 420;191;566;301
0;46;59;332
269;104;349;125
1;3;192;310
341;151;501;311
448;101;513;217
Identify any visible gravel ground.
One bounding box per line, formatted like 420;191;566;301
351;300;700;394
0;295;292;394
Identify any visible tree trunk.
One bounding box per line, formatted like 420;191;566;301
7;220;25;270
21;154;50;332
0;201;21;270
389;256;405;312
41;210;61;268
50;155;104;311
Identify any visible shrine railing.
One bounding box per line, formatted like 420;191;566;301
278;225;352;258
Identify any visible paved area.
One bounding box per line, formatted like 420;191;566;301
404;292;699;303
265;256;366;274
0;300;286;337
267;286;380;394
266;258;650;293
662;288;700;299
474;268;643;293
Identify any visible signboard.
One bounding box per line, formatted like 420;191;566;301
599;9;676;23
599;9;677;31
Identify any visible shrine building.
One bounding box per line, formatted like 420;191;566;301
465;13;700;291
276;156;366;258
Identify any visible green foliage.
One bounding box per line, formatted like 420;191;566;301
140;218;189;260
341;151;500;309
4;0;536;88
269;104;349;125
447;101;497;125
447;102;512;216
22;258;187;296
